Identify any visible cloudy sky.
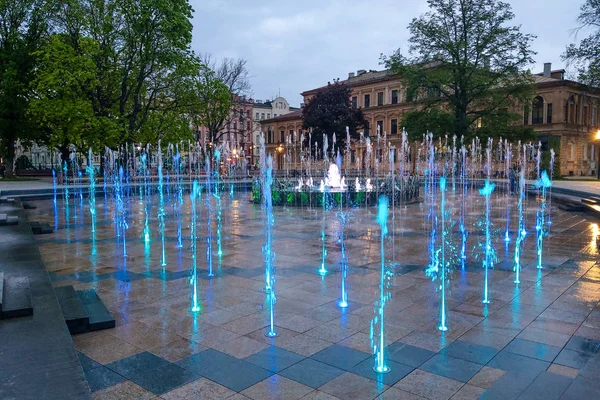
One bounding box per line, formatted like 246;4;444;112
191;0;586;106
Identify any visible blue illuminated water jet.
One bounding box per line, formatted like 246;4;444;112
157;142;167;267
52;169;57;206
205;149;214;277
514;162;526;284
373;195;391;373
116;166;128;258
426;177;452;331
140;153;151;243
319;189;329;276
190;180;201;312
260;136;277;337
535;170;552;269
479;179;496;304
336;211;352;308
63;161;70;221
87;149;96;234
174;151;183;249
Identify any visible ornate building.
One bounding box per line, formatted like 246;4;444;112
260;63;600;176
252;97;299;165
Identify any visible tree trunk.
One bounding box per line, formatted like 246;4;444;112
59;145;70;170
4;139;16;178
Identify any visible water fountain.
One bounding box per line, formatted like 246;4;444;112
87;149;96;234
157;142;167;267
190;180;201;312
479;178;496;304
373;195;391;373
336;210;352;308
536;170;552;269
260;134;277;337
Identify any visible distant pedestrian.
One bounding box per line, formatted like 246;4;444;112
509;166;517;195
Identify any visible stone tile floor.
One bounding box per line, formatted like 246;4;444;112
26;190;600;399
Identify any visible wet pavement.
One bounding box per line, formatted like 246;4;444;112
23;189;600;399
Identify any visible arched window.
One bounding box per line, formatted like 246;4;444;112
532;96;544;124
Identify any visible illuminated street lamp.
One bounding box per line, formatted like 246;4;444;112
277;144;284;153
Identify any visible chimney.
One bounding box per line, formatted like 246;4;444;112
543;62;551;78
348;72;355;78
357;69;366;76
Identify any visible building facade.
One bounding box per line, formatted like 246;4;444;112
260;64;600;177
251;97;298;165
194;94;254;166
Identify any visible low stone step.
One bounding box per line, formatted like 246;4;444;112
0;214;18;226
29;221;52;234
582;198;598;205
76;289;115;332
1;276;33;319
22;202;36;210
55;286;89;334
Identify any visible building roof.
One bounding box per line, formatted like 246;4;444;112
260;109;303;124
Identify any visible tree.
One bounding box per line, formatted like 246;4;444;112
202;54;252;97
36;0;199;150
564;0;600;87
302;81;366;156
401;109;455;141
29;34;101;164
383;0;536;142
0;0;49;177
190;66;233;145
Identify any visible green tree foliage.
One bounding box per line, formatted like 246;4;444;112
564;0;600;87
0;0;49;177
29;35;103;163
189;66;233;145
28;0;201;159
401;108;455;141
383;0;536;142
302;81;366;156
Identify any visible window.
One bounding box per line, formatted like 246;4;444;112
523;106;529;125
377;92;384;106
280;130;284;142
267;130;272;144
290;130;294;142
547;103;553;124
274;114;278;117
532;96;543;124
391;119;398;134
377;120;383;134
267;113;271;119
247;121;250;130
261;113;265;120
364;94;370;108
592;107;597;126
391;90;398;104
255;112;259;120
476;118;483;128
584;106;588;125
364;121;370;136
570;143;575;161
233;122;237;131
352;96;357;108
